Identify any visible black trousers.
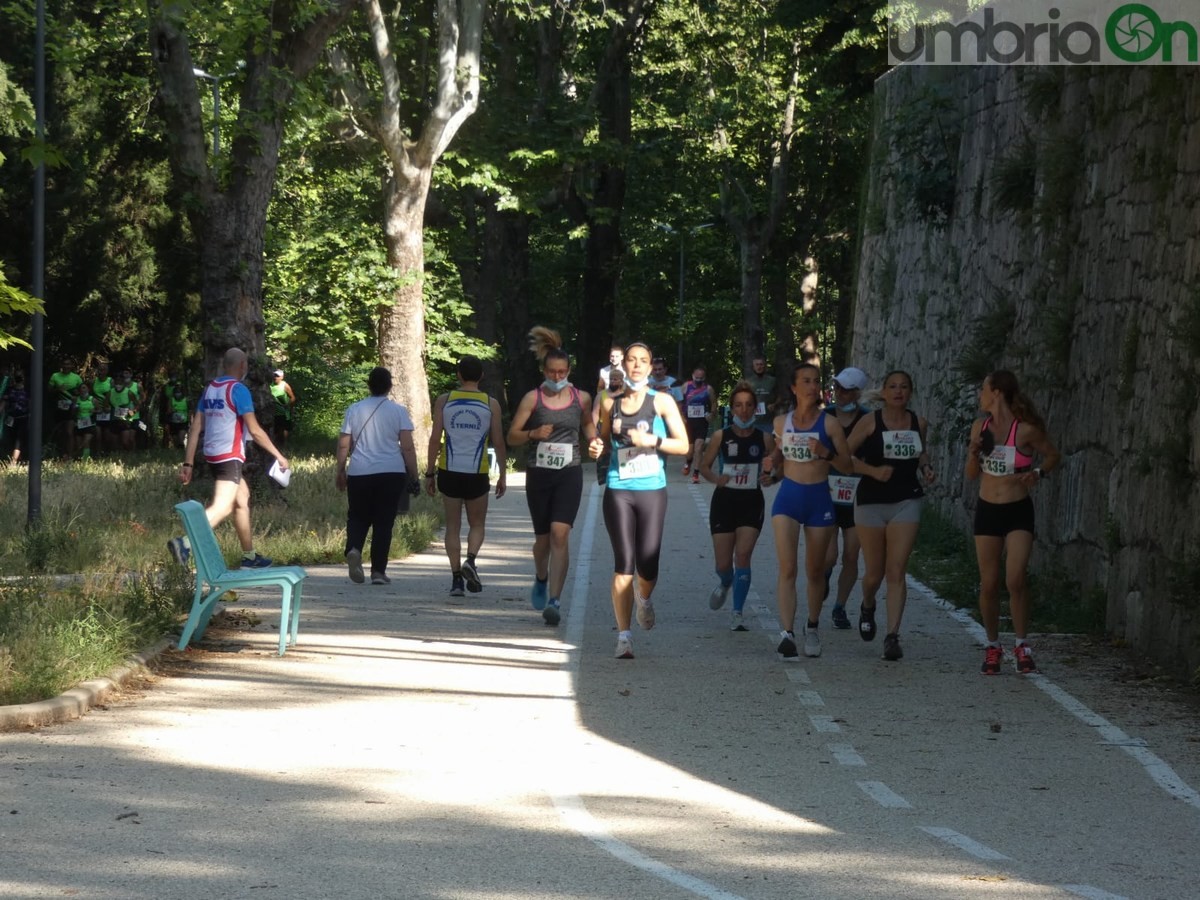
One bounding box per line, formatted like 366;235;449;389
345;472;409;574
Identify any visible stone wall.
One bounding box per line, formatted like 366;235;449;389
852;65;1200;678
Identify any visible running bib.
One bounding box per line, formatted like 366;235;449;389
56;399;72;411
781;431;820;463
687;404;706;419
828;474;860;506
96;412;111;422
983;445;1017;477
724;463;759;490
170;412;187;424
115;407;130;419
882;429;922;460
535;441;572;469
616;445;659;480
76;415;93;429
755;401;767;416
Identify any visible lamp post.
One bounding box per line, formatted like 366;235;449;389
655;222;716;379
192;67;234;156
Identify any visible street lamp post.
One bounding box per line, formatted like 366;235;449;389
192;67;232;156
656;222;716;379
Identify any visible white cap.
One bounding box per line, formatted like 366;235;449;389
832;367;868;391
273;369;284;378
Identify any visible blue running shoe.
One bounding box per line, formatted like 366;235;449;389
543;601;561;626
240;554;273;568
167;536;190;567
530;577;549;610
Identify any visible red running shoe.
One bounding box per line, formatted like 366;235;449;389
1014;643;1037;674
981;644;1003;675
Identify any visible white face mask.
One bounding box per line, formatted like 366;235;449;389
732;414;756;429
839;401;858;413
625;376;648;391
542;377;570;393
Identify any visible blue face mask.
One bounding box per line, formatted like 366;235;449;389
624;376;648;392
542;377;570;393
839;401;858;413
732;414;756;429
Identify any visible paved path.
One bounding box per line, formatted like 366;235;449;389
3;471;1199;899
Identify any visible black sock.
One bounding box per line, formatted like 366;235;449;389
453;569;462;577
467;553;477;565
807;620;819;630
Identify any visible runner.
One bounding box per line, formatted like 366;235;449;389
823;366;871;629
168;348;290;569
108;369;140;454
506;327;596;626
769;362;852;660
270;369;297;448
845;370;935;662
966;369;1060;674
591;367;624;484
596;344;625;395
648;356;676;393
680;365;716;484
0;369;30;464
91;362;115;455
48;359;82;460
698;381;777;632
426;356;508;598
587;342;690;659
72;383;96;460
745;355;777;432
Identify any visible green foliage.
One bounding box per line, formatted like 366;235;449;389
954;297;1016;383
884;81;962;224
990;134;1037;218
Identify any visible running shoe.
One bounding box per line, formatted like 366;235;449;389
530;577;549;610
803;626;822;658
709;583;730;610
166;536;190;567
615;636;634;659
543;602;561;627
777;630;799;660
730;611;747;632
682;462;691;475
346;548;365;584
461;558;483;593
883;632;903;661
981;644;1003;675
239;554;273;568
449;575;466;598
691;471;700;485
1014;643;1037;674
831;604;851;630
371;571;390;585
859;604;877;641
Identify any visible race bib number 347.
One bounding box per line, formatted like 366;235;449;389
536;441;572;469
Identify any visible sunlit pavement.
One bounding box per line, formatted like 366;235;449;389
2;471;1199;899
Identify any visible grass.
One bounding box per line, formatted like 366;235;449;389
0;449;441;705
910;505;1106;636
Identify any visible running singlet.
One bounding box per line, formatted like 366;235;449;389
49;372;82;411
92;377;114;421
526;387;583;470
270;381;291;418
199;376;253;463
779;409;833;464
827;406;865;506
606;391;667;490
439;389;492;474
75;395;95;429
717;427;766;491
856;410;924;505
980;416;1033;477
683;382;711;420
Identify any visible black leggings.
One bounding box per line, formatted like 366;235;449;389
346;472;408;573
602;487;668;581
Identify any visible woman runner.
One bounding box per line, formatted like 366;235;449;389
507;327;597;626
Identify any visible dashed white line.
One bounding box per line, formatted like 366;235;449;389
794;690;825;707
857;781;912;808
919;825;1010;861
828;743;866;766
809;714;842;733
784;668;811;684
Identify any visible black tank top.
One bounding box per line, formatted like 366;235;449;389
856;410;924;505
611;391;659;448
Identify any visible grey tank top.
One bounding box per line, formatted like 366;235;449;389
525;386;583;469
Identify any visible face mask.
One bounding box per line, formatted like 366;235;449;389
732;414;756;429
542;377;570;393
625;376;648;391
839;401;858;413
693;377;705;385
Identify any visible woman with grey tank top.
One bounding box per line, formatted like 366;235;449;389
507;327;597;626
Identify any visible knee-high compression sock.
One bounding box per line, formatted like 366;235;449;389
733;567;752;612
717;568;734;588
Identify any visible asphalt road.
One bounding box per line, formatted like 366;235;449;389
3;469;1199;899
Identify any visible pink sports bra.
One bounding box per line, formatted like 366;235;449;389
982;416;1033;470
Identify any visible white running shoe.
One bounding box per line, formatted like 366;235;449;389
803;626;822;658
614;636;634;659
346;548;365;584
730;611;747;632
709;583;730;610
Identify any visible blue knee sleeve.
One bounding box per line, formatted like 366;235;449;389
733;567;752;612
717;567;734;588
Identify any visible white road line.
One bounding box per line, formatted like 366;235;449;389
918;826;1010;861
784;668;811;684
828;743;866;766
795;690;825;707
557;481;751;900
809;714;842;733
1061;886;1132;900
908;575;1200;813
856;781;912;808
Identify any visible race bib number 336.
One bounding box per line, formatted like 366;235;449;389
882;429;922;460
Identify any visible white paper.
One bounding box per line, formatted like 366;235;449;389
268;459;291;487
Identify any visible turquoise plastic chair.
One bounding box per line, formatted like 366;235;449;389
173;500;306;655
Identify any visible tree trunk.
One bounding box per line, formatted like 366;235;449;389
739;231;764;374
478;204;532;412
379;169;434;456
